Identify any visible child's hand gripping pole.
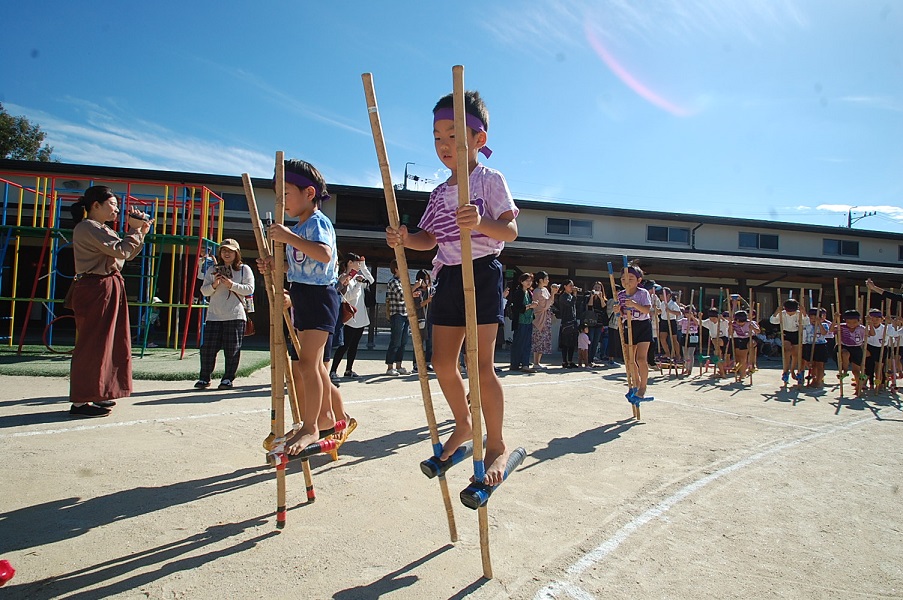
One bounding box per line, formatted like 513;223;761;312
362;72;459;543
460;447;527;510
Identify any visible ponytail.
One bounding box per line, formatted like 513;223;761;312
69;186;115;225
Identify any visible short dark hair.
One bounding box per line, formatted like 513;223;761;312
283;158;329;206
784;299;799;311
433;90;490;132
518;272;533;284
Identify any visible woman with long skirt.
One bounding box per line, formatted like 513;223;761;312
67;186;151;417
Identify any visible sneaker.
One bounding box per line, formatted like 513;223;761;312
344;371;359;378
194;380;210;389
427;364;434;372
147;342;158;348
94;399;117;408
781;371;790;383
329;371;340;384
218;379;233;390
396;367;411;375
69;403;111;418
386;368;400;376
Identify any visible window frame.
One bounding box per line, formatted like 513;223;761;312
646;225;691;245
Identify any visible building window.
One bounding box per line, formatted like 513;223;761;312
739;232;779;251
899;245;903;261
647;225;690;245
546;217;593;238
823;238;859;257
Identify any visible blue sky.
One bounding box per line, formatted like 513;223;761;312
2;1;901;233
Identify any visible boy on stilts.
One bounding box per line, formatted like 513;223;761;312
386;89;518;485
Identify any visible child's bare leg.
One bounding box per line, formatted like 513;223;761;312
474;324;509;486
285;329;329;455
432;325;473;461
635;342;650;395
782;340;792;373
736;349;747;380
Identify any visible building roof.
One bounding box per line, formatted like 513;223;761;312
3;158;901;242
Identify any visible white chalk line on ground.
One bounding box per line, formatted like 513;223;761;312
0;376;602;438
533;415;874;600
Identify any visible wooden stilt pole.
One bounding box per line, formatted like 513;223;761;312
451;64;493;579
271;153;289;528
834;278;844;402
858;286;871;396
796;287;805;388
683;290;695;376
607;262;635;398
361;72;459;543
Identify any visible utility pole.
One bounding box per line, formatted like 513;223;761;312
403;162;414;191
847;206;877;228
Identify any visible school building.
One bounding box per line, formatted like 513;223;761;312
2;158;902;348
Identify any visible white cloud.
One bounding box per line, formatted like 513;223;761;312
484;0;809;51
816;204;903;221
837;96;903;113
6;101;274;177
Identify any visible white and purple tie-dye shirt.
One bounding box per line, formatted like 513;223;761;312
418;164;518;275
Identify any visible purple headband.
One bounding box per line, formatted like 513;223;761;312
279;171;331;203
433;107;492;158
624;267;643;278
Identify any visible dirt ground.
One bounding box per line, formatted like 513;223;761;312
1;357;902;599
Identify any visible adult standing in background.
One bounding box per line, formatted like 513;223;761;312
194;239;255;390
584;281;607;365
331;253;374;378
67;186;151;417
557;280;579;368
531;271;558;369
385;259;410;376
509;272;537;372
411;269;435;373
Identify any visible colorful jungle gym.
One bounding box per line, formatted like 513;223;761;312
0;171;225;358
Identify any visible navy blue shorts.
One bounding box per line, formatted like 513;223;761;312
783;330;800;345
733;337;750;351
430;256;504;327
628;319;653;344
289;282;340;333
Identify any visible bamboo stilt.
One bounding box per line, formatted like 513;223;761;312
452;65;493;580
361;72;459;543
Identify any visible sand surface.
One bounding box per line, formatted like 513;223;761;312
1;359;901;599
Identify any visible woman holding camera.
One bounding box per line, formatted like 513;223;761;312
585;281;608;365
67;186;151;417
194;239;255;390
558;280;580;368
331;253;374;378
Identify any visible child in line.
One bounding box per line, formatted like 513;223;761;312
577;325;591;368
618;264;654;398
835;309;870;396
678;306;700;376
801;308;829;388
659;287;682;363
770;299;810;384
730;310;758;382
261;158;340;454
865;308;901;390
701;308;729;378
386;90;518;485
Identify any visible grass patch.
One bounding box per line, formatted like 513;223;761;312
0;345;271;381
